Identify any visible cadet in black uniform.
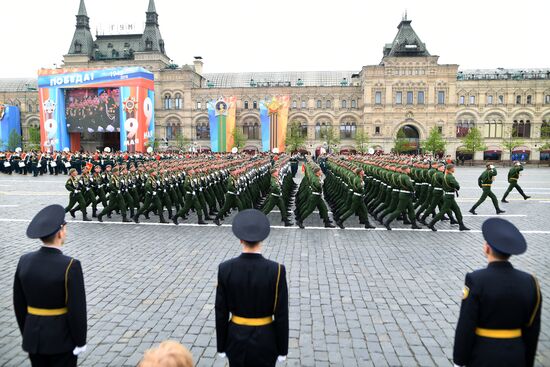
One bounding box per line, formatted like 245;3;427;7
13;205;87;367
453;218;541;367
215;209;289;367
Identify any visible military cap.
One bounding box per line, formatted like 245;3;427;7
482;218;526;255
26;204;66;239
148;168;156;174
232;209;270;243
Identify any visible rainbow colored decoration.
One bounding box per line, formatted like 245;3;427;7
260;96;290;152
207;97;236;152
37;67;154;152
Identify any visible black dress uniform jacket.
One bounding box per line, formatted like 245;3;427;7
13;247;87;355
453;261;541;367
216;253;289;367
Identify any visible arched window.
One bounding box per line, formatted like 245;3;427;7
174;93;182;109
165;121;179;140
351;100;357;108
487;95;494;105
242;118;260;139
516;95;522;105
326;100;331;109
252;101;257;109
498;95;504;104
316;100;322;108
541;117;550;138
291;101;297;109
164;94;172;110
74;41;82;53
301;101;306;108
195;120;210;140
315;120;331;139
512;117;531;138
483;115;503;138
340;120;356;139
526;95;532;104
244;101;249;109
459;95;465;105
456;115;475;137
341;100;347;108
27;104;33;113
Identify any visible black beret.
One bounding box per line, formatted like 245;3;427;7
26;205;66;239
232;209;270;243
482;218;526;255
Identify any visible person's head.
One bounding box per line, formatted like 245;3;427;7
232;209;270;252
113;167;120;175
481;218;526;263
486;163;493;170
437;164;445;172
69;168;78;177
314;167;322;177
106;165;112;172
26;205;67;247
446;164;455;174
138;340;193;367
94;165;101;174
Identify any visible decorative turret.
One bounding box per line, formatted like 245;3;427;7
67;0;94;56
383;15;430;58
140;0;166;54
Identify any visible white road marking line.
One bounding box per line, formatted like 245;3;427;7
1;218;549;234
0;204;19;207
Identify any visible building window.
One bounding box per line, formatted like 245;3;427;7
498;95;504;104
487;95;494;105
174;93;182;109
459;95;465;105
469;95;475;105
407;91;413;105
244;101;249;109
351;99;357;108
456;118;475;138
526;95;532;105
484;117;503;138
301;101;306;108
341;100;347;108
316;100;322;108
375;91;382;105
243;120;260;139
164;94;172;110
165;125;178;140
396;92;402;105
516;95;522;105
375;126;380;135
340;121;356;139
74;42;82;53
315;121;330;139
545;95;550;104
326;100;331;108
418;91;424;105
253;101;258;109
196;101;202;110
145;38;153;51
196;121;210;140
292;100;296;109
542;119;550;138
512;119;531;138
437;126;443;134
27;104;33;113
438;91;445;105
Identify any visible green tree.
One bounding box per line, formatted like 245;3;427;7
285;121;306;153
421;127;447;156
320;126;340;153
540;123;550;151
145;137;160;151
26;127;41;150
393;129;408;154
461;127;487;159
502;137;525;162
354;129;370;154
231;127;247;149
175;132;189;151
7;129;22;151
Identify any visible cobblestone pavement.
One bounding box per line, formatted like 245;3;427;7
0;166;548;366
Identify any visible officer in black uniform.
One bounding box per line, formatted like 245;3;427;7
215;209;289;367
453;218;541;367
13;205;87;367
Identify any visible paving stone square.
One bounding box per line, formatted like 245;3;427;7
0;166;548;366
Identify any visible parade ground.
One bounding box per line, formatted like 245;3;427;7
0;166;548;366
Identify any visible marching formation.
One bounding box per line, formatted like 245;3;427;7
55;150;532;231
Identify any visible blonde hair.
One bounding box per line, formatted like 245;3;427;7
138;340;193;367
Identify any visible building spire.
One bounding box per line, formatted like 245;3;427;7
68;0;94;56
78;0;88;17
147;0;157;13
141;0;166;54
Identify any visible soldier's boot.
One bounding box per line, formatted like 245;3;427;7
197;216;207;225
92;208;97;218
410;221;421;230
402;216;412;225
122;215;131;223
159;213;168;224
427;220;437;232
450;217;458;225
501;196;509;203
335;220;345;229
82;213;92;222
167;209;173;220
383;219;392;231
469;208;477;215
213;218;222;226
143;211;150;219
496;209;506;214
284;220;293;227
364;220;376;229
324;220;335;228
172;214;179;225
133;214;140;223
97;213;104;222
459;223;471;231
524;195;531;200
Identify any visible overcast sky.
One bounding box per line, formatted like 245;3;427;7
1;0;548;78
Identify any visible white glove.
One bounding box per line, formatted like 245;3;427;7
277;355;287;362
73;345;87;356
218;353;226;358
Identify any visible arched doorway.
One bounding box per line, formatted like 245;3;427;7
396;125;420;154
